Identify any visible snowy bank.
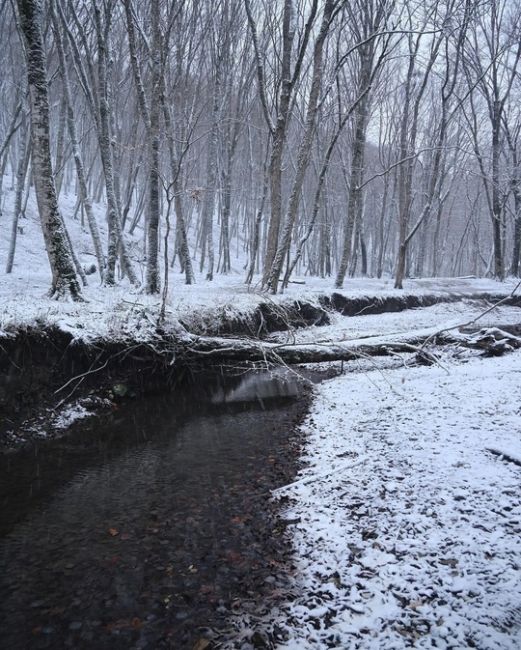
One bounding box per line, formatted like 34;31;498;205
1;273;520;343
271;351;521;649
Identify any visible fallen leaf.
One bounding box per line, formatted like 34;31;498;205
192;639;211;650
439;558;458;568
105;619;134;632
408;599;424;610
108;528;119;537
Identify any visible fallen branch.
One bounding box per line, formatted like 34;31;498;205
418;280;521;351
486;447;521;468
272;458;366;495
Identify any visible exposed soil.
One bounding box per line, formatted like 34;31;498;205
323;291;521;317
2;289;519;450
179;290;521;337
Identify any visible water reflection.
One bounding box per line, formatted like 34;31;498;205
211;368;301;405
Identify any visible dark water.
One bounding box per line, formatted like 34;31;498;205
0;370;306;649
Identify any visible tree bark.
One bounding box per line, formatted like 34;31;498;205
93;5;137;287
267;0;336;294
51;1;105;281
6;118;30;274
145;0;161;294
182;329;462;366
199;67;221;281
336;54;372;288
259;0;300;284
15;0;82;300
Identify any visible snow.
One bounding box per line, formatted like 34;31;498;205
0;180;519;342
269;300;521;347
1;250;518;344
51;402;92;430
3;397;112;446
2;180;521;647
269;351;521;649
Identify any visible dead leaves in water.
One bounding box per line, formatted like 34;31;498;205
107;527;130;540
192;639;211;650
104;617;143;632
230;515;248;525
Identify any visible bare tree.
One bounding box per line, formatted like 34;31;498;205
50;0;105;281
15;0;82;300
335;0;396;288
2;0;520;301
6;109;30;274
246;0;322;283
393;3;446;289
462;0;521;280
503;107;521;276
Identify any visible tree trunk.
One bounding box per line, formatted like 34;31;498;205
145;0;161;294
219;162;233;274
54;96;67;196
267;0;336;294
491;105;504;279
6;120;30;274
161;86;194;284
511;186;521;276
51;1;105;281
183;329;464;366
94;5;137;287
336;52;372;289
261;0;297;284
199;69;221;281
15;0;82;300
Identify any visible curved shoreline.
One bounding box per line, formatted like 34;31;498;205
2;288;518;450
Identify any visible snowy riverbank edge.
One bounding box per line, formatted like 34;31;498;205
1;276;520;450
252;350;521;650
1;276;519;343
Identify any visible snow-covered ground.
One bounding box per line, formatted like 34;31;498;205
269;351;521;649
3;182;521;648
1;179;519;341
269;299;521;347
2;266;519;342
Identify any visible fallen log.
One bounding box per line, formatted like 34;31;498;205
460;323;521;337
180;328;457;365
462;327;521;354
179;325;521;366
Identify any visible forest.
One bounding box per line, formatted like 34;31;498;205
2;0;521;301
3;3;521;648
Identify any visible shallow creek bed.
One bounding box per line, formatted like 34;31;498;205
0;369;318;649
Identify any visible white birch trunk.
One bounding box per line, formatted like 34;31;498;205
6;116;30;274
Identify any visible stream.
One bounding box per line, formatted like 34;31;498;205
0;369;309;649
